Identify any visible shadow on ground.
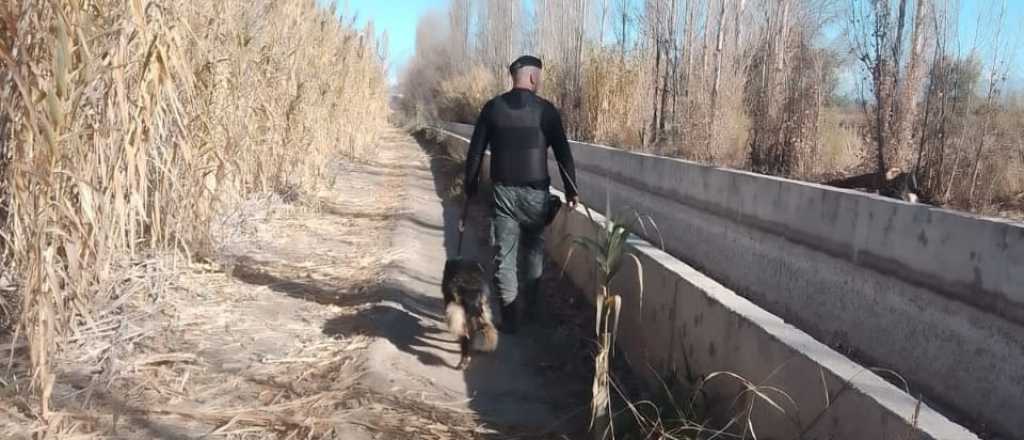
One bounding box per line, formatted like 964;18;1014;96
222;131;593;438
230;259;441;321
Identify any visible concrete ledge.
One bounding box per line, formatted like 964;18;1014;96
545;193;979;440
438;123;1023;437
444;122;1024;318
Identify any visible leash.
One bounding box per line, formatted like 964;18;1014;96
456;197;469;257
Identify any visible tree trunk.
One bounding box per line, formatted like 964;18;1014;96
658;0;676;136
892;0;929;170
681;0;695;100
733;0;747;73
708;0;729;156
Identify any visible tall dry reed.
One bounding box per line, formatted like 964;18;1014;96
0;0;388;419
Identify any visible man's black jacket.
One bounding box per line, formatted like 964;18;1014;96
463;88;577;199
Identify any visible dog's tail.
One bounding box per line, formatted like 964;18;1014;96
471;321;499;352
446;303;467;339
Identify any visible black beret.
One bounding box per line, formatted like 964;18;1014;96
509;55;543;75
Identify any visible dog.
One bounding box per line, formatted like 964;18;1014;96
441;259;499;370
826;167;923;204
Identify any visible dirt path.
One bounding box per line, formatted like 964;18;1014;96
338;131;593;438
1;128;592;439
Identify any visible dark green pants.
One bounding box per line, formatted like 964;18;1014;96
491;184;549;307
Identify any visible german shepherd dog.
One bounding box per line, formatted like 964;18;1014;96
441;259;499;369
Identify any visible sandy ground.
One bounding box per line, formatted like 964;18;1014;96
0;128;593;439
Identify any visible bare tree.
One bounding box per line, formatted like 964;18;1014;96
477;1;523;79
966;1;1012;208
849;0;933;176
449;0;471;62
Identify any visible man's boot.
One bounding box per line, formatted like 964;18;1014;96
500;298;521;334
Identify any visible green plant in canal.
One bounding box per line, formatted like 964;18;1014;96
568;200;645;439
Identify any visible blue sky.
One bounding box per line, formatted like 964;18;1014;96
958;1;1023;62
327;0;1022;87
327;0;444;81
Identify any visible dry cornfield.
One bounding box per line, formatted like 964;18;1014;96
0;0;388;425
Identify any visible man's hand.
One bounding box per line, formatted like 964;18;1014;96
566;194;579;209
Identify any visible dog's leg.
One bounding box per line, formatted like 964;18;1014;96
456;336;471;370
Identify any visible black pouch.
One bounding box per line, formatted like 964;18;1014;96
544;194;562;225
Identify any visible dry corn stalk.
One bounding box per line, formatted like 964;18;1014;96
0;0;388;421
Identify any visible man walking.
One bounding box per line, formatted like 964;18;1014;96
463;55;579;334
